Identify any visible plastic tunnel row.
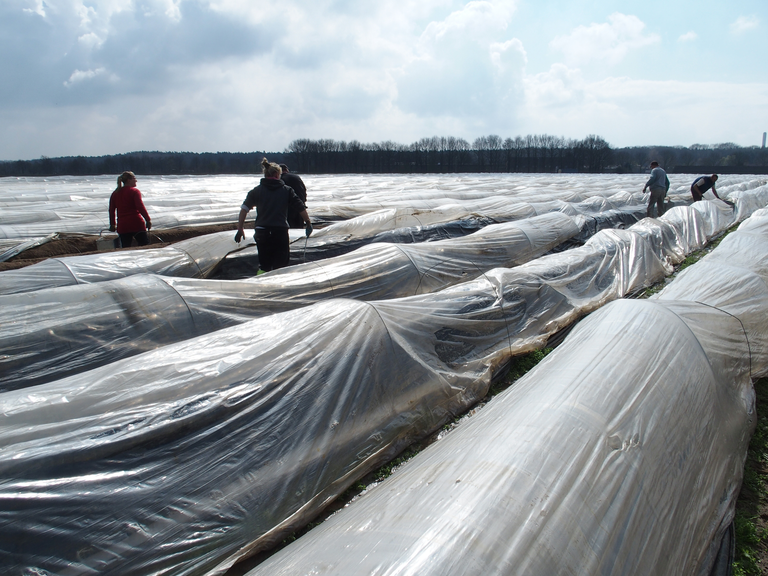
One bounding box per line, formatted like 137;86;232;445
250;216;768;574
0;190;745;391
0;173;761;239
1;187;767;574
0;212;577;389
0;184;661;294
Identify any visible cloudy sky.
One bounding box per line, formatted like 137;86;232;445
1;0;766;160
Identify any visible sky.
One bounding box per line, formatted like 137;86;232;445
1;0;766;160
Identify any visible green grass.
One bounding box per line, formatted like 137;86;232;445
733;378;768;575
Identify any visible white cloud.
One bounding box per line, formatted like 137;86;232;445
22;0;45;17
550;13;660;68
64;67;114;87
521;69;768;147
1;0;766;160
730;15;759;34
678;31;697;42
395;0;526;131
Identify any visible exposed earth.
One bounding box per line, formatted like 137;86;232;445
0;223;238;271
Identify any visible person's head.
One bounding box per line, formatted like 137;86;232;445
115;171;136;191
279;164;290;174
711;174;718;181
261;158;282;178
650;161;659;168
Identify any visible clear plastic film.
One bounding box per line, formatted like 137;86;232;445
3;203;768;575
248;299;754;576
0;213;580;390
0;231;255;296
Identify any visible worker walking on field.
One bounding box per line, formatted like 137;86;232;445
642;161;669;218
235;158;312;274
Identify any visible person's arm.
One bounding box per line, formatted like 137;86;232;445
134;190;151;230
711;183;721;199
108;193;117;232
235;205;249;242
643;171;655;192
300;209;312;237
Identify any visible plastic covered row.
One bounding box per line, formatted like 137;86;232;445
248;296;755;576
1;173;761;240
1;194;764;575
247;207;768;576
0;212;581;390
0;186;652;293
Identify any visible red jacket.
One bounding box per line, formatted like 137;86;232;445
109;186;151;233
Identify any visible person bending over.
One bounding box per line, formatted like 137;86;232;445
691;174;721;202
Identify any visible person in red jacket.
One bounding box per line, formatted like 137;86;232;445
109;171;152;248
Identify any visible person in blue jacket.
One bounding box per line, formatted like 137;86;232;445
642;161;670;218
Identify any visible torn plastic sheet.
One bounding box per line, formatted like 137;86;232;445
2;199;768;574
0;212;581;390
246;299;755;576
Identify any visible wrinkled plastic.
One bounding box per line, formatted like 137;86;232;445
3;197;768;575
0;231;255;295
1;174;763;242
0;213;581;389
248;298;754;576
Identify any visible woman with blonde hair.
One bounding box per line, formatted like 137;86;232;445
109;171;152;248
235;158;311;273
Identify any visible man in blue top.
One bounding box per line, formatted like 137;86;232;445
691;174;721;202
642;161;670;218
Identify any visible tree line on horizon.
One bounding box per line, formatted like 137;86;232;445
1;134;766;177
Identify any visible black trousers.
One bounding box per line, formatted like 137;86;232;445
119;231;149;247
255;227;290;272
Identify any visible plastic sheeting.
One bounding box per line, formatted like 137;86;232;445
0;231;255;295
0;187;646;293
1;173;761;241
2;193;767;575
247;298;754;576
215;190;670;278
0;213;581;389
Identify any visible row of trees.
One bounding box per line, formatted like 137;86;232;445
2;135;766;177
286;134;613;174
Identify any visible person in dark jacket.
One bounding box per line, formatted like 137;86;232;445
235;158;312;273
691;174;721;202
279;164;308;228
108;171;152;247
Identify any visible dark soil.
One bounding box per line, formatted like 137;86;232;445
0;224;238;271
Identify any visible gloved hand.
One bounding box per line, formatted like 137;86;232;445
109;225;116;232
235;229;244;243
305;222;313;238
146;221;152;231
